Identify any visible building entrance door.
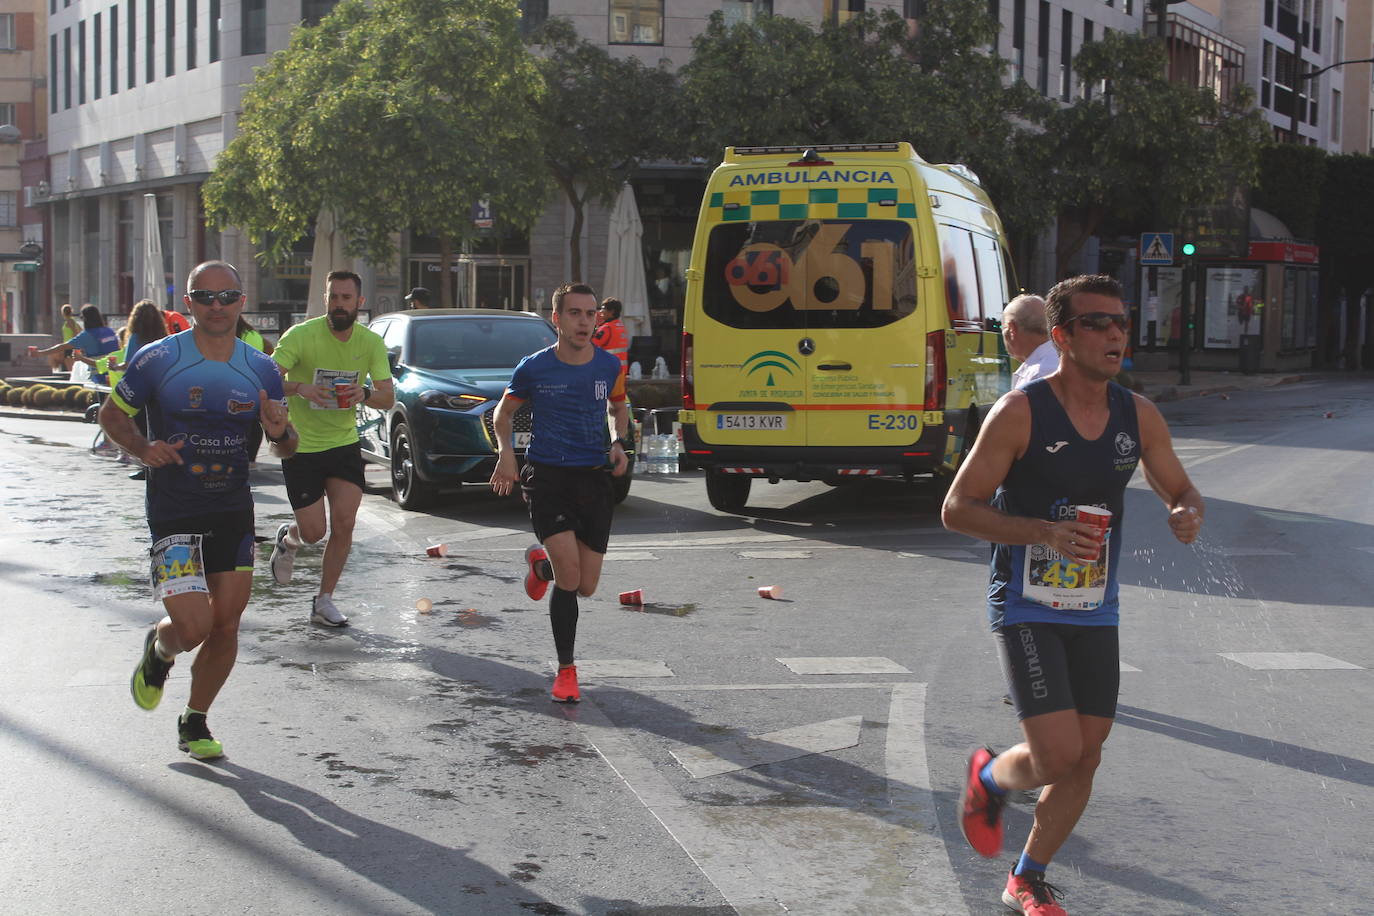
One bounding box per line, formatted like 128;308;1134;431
407;257;530;311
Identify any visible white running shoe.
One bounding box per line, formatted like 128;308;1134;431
310;594;349;627
269;523;296;586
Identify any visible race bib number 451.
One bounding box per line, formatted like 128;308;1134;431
1021;535;1109;611
150;533;208;601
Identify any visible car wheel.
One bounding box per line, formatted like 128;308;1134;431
391;421;438;511
705;469;750;513
611;453;635;504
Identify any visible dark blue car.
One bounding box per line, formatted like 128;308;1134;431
358;309;634;510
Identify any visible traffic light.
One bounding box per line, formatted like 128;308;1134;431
1180;242;1196;257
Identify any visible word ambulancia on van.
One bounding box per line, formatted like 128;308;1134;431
679;142;1015;513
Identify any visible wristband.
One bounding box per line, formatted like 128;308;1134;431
266;426;292;444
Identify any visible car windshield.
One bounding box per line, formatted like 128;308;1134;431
408;318;556;370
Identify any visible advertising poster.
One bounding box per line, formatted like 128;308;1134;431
1204;267;1263;349
1138;267;1183;347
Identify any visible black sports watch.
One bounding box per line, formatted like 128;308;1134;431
613;437;632;450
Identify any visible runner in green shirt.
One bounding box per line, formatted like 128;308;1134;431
268;270;394;627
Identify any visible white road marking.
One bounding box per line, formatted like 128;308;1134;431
576;659;675;678
777;657;912;675
670;716;864;778
1120;661;1141;673
1212;547;1295;557
572;682;967;916
1218;652;1363;670
738;549;812;559
900;549;979;559
602;551;660;561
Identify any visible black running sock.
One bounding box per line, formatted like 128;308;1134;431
550;587;579;666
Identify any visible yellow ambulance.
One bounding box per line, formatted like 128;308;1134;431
678;142;1015;512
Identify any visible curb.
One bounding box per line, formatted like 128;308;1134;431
0;407;89;423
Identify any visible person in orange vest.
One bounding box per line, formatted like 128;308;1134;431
591;297;629;377
163;305;191;334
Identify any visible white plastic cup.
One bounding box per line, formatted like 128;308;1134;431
1075;506;1112;562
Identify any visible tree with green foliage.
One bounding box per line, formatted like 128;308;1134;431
1044;32;1269;278
1316;154;1374;369
677;1;1050;240
529;19;681;283
1252;144;1326;240
204;0;550;307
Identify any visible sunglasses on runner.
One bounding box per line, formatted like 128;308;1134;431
1066;311;1129;332
188;289;244;306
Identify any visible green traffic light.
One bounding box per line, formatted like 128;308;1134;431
1181;242;1196;256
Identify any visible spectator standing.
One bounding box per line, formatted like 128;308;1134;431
46;304;82;372
591;297;630;378
404;287;432;309
1002;294;1058;390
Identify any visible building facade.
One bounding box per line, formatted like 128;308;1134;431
1;3;48;335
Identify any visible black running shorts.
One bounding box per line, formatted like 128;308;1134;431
149;508;256;574
281;442;366;510
519;461;615;554
994;621;1119;721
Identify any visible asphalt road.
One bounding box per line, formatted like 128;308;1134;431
1;377;1371;915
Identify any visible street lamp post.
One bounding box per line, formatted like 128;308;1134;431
1289;57;1374;142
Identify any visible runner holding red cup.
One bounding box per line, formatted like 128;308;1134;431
1073;505;1112;562
333;377;350;409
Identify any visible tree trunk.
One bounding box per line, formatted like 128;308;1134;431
438;234;454;309
554;172;586;283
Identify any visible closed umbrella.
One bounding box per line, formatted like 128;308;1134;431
602;183;650;337
306;207;348;318
142;193;164;306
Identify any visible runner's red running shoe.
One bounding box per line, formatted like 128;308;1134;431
1003;869;1068;915
525;544;551;601
551;665;580;703
959;746;1006;857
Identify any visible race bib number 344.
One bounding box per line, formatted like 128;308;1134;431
150;533;208;601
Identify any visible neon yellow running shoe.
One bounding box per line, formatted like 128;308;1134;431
131;627;173;711
177;713;223;760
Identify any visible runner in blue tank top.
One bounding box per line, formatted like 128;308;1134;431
489;283;630;704
99;260;298;761
942;275;1204;916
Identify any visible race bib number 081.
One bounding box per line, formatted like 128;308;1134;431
150;533;208;601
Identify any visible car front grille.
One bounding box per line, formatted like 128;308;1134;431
480;401;533;449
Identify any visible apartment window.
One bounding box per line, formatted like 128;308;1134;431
127;0;136;88
110;5;119;93
187;0;196;68
1061;10;1072;101
242;0;266;55
1011;0;1025;82
0;14;15;50
1037;0;1050;95
50;34;58;112
1123;0;1132;15
165;0;175;76
609;0;663;44
1313;0;1321;52
824;0;864;24
302;0;341;25
1331;88;1340;141
0;192;17;227
1333;17;1342;62
94;14;103;98
146;0;154;82
989;0;999;28
64;27;72;109
519;0;548;35
1265;0;1273;28
209;0;220;61
724;0;771;26
0;103;15;126
78;20;87;104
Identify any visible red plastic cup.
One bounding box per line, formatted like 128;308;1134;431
27;345;38;356
757;585;783;599
425;543;448;558
1075;505;1112;562
618;588;644;605
333;377;350;408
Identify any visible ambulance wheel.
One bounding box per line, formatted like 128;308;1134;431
705;470;750;512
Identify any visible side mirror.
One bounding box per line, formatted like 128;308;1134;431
387;348;401;370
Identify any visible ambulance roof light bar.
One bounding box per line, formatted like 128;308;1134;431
732;142;904;156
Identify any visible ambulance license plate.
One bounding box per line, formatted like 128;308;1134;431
716;414;787;431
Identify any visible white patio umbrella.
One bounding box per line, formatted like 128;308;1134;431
601;183;650;337
306;207;349;318
141;193;165;306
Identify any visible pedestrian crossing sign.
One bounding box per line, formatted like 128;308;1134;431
1139;233;1174;265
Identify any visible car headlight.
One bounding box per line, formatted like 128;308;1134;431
419;390;489;411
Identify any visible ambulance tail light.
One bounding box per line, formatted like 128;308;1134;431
924;332;946;411
681;331;696;410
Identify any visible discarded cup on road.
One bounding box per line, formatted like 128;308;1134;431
425;543;448;558
619;588;644;605
1323;411;1334;419
757;585;783;600
1074;505;1113;562
416;597;433;613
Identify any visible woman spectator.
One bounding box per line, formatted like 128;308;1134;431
115;300;170;371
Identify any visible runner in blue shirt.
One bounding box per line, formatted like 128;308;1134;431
489;283;630;704
99;260;298;760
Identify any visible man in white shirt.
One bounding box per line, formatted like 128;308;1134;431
1002;294;1058;389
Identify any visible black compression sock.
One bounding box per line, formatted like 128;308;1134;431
550;587;579;666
